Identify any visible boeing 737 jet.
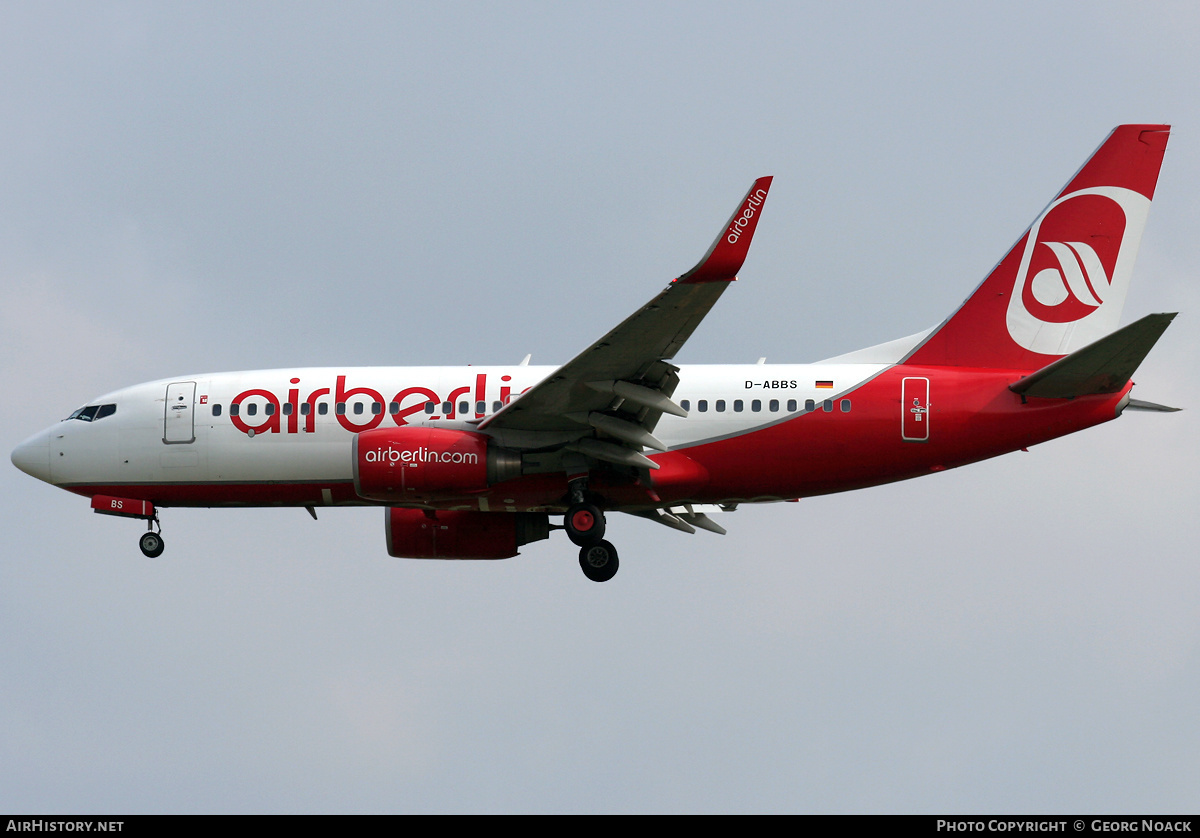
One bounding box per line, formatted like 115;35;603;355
11;125;1178;581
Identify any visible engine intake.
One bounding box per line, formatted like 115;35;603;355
353;426;521;502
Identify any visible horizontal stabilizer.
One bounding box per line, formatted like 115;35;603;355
1124;398;1182;412
1010;313;1176;399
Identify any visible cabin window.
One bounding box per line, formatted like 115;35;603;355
787;399;797;412
698;400;708;413
230;403;240;417
715;399;726;412
459;401;469;415
336;403;346;415
371;402;382;415
318;402;328;415
805;399;815;412
425;401;436;414
492;401;503;413
300;403;310;415
823;399;833;412
212;404;223;417
441;401;452;414
751;400;762;412
266;403;276;415
353;402;364;415
282;403;292;415
476;401;486;414
840;399;852;413
389;402;399;415
769;399;779;412
734;400;743;412
680;399;690;411
246;403;258;416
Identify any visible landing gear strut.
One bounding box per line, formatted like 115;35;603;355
139;513;164;558
563;475;618;581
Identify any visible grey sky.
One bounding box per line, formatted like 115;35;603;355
2;1;1197;813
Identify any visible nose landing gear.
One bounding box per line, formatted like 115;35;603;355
139;512;164;558
88;495;165;558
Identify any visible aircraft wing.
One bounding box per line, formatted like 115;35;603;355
479;177;772;462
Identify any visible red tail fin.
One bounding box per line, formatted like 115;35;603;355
904;125;1169;370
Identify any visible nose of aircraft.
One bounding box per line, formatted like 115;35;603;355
11;429;52;483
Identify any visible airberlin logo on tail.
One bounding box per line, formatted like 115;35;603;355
726;187;769;244
1029;241;1110;311
1005;186;1151;355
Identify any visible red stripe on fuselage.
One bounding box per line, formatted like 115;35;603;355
672;366;1128;500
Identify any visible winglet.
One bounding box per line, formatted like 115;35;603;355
674;176;773;284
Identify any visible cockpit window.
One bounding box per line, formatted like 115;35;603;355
66;404;116;422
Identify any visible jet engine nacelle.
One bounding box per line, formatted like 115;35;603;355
353;426;521;502
385;508;550;559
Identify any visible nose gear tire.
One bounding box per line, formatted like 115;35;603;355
139;531;165;558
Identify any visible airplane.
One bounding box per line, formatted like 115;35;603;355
10;124;1179;582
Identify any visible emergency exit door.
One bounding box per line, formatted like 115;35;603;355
902;377;930;442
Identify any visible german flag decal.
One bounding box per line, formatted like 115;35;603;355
815;380;834;389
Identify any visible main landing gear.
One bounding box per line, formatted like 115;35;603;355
139;513;165;558
564;500;618;582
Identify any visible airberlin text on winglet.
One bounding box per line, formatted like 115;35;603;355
725;185;769;244
674;175;772;284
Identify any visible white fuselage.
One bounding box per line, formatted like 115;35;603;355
18;363;884;500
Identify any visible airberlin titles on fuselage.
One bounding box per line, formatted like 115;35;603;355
225;373;522;435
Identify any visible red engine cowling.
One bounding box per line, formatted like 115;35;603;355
353;427;521;502
385;508;550;559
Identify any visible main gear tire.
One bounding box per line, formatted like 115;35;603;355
578;539;619;582
565;502;605;547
